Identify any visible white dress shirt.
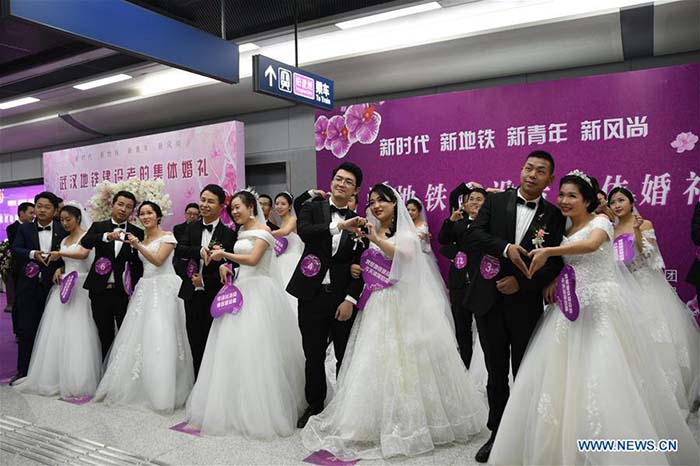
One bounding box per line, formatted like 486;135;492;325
503;189;541;257
33;222;53;259
102;219;128;284
196;218;220;290
323;199;357;305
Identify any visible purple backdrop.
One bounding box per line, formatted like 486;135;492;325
316;64;699;301
0;184;45;242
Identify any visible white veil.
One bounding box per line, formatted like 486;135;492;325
366;184;456;341
64;200;93;231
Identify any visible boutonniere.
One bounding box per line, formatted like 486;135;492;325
208;240;223;251
532;226;549;249
351;231;365;251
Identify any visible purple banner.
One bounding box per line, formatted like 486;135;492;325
357;247;393;310
316;64;699;301
59;271;78;304
556;264;580;322
122;262;133;296
613;233;635;265
0;184;44;242
274;237;289;256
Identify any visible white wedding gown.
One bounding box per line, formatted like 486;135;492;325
275;230;304;313
302;239;487;460
490;216;699;466
14;237;102;398
184;229;305;438
94;234;194;414
625;228;700;408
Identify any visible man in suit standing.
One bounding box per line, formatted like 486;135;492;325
175;184;236;377
5;202;35;318
173;203;200;242
464;151;566;463
81;191;144;359
687;201;700;302
10;192;66;384
258;194;280;231
287;162;367;428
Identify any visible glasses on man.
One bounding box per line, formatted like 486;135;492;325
333;176;356;187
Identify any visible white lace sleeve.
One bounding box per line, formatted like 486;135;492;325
590;216;614;240
640;229;666;271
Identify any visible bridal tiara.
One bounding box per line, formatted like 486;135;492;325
567;169;593;188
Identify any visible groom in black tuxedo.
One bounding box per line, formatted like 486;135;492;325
463;151;565;463
81;191;144;359
10;192;67;383
287;162;367;428
175;184;236;378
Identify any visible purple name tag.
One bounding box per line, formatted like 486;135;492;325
274;237;289;256
454;251;468;270
59;271;78;304
357;248;394;310
24;262;40;279
211;264;243;318
688;296;699;332
303;450;359;466
95;257;112;276
300;254;321;277
480;255;500;280
122;263;133;296
186;259;198;278
613;233;635;264
556;264;580;322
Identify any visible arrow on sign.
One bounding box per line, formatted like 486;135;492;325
264;65;276;86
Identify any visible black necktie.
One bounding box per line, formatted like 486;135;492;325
37;225;51;232
111;223;126;230
516;197;537;209
330;205;349;217
201;223;213;232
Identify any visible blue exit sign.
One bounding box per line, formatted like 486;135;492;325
252;55;334;110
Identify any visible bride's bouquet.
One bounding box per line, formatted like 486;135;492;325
88;178;172;228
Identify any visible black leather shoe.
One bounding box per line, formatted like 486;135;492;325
8;373;26;386
475;433;496;463
297;405;322;428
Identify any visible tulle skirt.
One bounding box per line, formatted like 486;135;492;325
275;232;304;314
94;274;194;414
490;281;700;466
184;274;305;439
301;286;487;460
14;274;101;398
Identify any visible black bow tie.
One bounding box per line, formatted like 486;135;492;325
330;205;349;217
111;223;126;231
201;223;214;232
37;225;51;232
517;198;538;209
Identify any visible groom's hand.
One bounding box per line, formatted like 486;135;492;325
496;276;520;295
506;244;530;277
335;300;354;321
543;280;557;304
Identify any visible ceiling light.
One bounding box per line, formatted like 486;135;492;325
0;97;40;110
336;2;441;29
238;43;260;53
137;68;217;96
73;73;132;90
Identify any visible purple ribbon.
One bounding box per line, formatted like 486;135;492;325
211;263;243;318
556;264;580;322
613;233;635;264
454;251;468;270
59;271;78;304
274;237;289;256
357;248;394;310
122;263;133;296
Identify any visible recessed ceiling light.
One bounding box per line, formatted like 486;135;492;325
238;43;260;53
73;74;133;90
0;97;40;110
336;2;441;29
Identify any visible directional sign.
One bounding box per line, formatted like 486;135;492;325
252;55;334;110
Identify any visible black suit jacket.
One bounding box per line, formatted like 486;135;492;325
438;217;472;289
11;220;67;295
173;222;189;243
80;220;144;294
686;201;700;286
266;220;280;231
175;220;237;301
463;189;565;316
293;190;324;216
6;221;21;277
286;199;366;301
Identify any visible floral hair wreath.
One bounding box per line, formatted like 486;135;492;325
566;169;593;188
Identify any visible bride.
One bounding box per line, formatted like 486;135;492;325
489;171;699;465
14;203;101;398
301;183;486;461
184;190;305;439
271;191;304;312
94;201;194;413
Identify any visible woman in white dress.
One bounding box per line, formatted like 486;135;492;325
184;190;305;439
271;192;304;312
14;203;101;398
302;183;486;461
94;201;194;414
609;187;700;410
490;171;699;466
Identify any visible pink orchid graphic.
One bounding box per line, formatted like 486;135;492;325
325;115;353;159
345;104;382;144
314;115;330;151
222;163;237;195
670;131;698;153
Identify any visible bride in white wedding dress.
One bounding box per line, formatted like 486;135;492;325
490;171;699;466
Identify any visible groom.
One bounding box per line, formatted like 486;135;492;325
81;191;144;359
463;150;565;463
287;162;367;428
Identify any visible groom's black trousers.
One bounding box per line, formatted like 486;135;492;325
298;285;357;410
90;288;129;360
475;302;543;432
